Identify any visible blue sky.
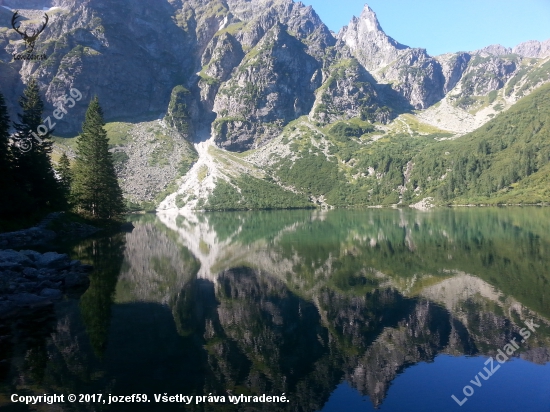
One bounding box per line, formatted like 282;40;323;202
299;0;550;56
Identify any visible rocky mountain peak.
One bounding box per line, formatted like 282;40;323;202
355;4;382;33
513;39;550;59
473;39;550;59
338;3;408;72
474;44;512;57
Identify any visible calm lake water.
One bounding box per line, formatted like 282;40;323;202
1;208;550;411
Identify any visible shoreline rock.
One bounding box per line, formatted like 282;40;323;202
0;212;100;249
0;227;56;249
0;249;93;319
409;197;435;211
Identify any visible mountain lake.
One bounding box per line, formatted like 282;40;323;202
1;207;549;411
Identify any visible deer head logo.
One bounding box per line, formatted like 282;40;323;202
11;11;49;54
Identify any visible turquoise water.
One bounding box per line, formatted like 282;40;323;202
1;208;549;411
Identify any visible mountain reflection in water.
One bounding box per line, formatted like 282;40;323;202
1;208;550;411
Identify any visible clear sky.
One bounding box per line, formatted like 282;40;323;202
299;0;550;56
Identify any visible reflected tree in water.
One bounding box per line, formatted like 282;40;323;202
76;233;126;358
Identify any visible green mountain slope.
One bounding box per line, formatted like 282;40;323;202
409;82;550;204
214;83;550;209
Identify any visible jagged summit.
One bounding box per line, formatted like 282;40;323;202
338;3;408;72
353;4;383;33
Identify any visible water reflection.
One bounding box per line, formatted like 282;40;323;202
1;208;550;411
79;234;126;358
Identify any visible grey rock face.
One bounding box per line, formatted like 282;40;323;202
0;59;21;121
437;52;471;93
337;5;448;110
226;0;335;53
460;54;518;97
213;23;322;151
513;39;550;58
198;32;245;124
378;48;446;109
1;0;549;160
337;5;408;72
191;0;336;149
310;58;383;124
1;0;339;149
2;0;195;134
469;40;550;59
475;44;512;57
201;33;244;83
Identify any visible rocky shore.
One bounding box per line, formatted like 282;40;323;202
0;212;100;249
0;249;93;318
0;213;101;319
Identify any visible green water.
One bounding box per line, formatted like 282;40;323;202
1;208;550;411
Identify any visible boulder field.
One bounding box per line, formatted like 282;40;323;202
0;249;93;318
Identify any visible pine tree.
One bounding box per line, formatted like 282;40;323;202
56;152;72;200
12;79;63;211
72;97;125;220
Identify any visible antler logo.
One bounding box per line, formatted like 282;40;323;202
11;11;48;56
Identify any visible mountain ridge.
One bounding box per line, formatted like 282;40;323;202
0;0;549;209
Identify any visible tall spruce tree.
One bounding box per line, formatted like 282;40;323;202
56;152;72;201
12;79;63;211
72;97;125;220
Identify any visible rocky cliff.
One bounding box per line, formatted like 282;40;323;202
2;0;546;142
